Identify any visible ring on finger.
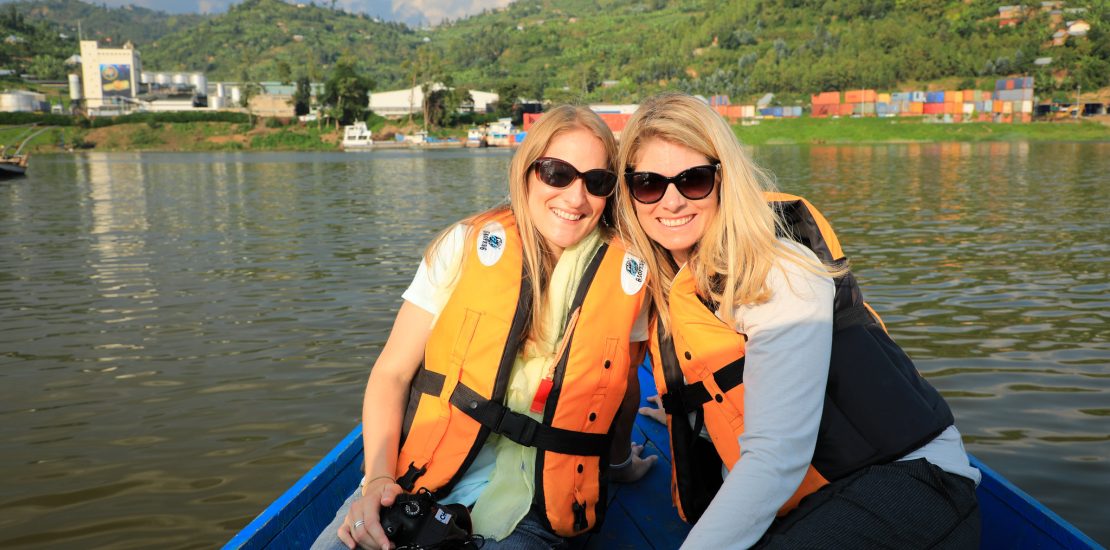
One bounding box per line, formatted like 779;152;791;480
353;519;366;529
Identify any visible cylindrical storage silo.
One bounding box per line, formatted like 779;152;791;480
216;82;226;97
69;74;82;100
230;86;241;105
172;73;188;88
141;71;151;84
191;73;208;95
154;72;170;86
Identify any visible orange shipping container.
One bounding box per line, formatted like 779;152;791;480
811;103;837;118
1019;113;1032;123
944;91;962;103
945;102;962;115
844;89;877;103
909;102;924;114
811;91;841;105
977;113;991;122
726;105;743;119
838;103;854;116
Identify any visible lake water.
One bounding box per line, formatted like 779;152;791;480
1;144;1106;548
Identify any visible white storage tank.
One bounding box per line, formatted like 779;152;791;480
191;73;208;95
172;73;188;87
141;71;151;84
216;82;226;97
230;86;241;105
154;72;170;86
69;74;82;100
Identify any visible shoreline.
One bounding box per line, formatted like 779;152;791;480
4;117;1109;154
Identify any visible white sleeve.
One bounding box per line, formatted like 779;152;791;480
630;303;650;343
680;243;834;549
400;224;467;321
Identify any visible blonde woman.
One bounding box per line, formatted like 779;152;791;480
615;93;980;548
314;105;655;550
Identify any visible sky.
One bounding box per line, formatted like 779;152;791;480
1;0;513;26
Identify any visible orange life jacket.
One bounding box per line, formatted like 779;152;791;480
651;193;953;524
396;209;648;536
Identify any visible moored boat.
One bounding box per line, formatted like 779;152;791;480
224;364;1101;550
0;153;28;179
341;122;374;151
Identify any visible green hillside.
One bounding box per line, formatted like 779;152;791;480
5;0;205;45
3;0;1108;104
139;0;421;85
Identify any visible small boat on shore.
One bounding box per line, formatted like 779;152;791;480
224;364;1100;549
341;122;374;151
0;153;28;179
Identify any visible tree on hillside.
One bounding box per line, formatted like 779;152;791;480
320;58;373;127
292;76;312;117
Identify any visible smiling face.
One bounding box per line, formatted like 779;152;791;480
630;138;719;265
526;128;609;258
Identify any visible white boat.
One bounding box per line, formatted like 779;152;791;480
341;122;373;151
486;118;515;147
466;127;487;147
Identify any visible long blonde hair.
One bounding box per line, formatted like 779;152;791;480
614;92;833;333
427;104;618;340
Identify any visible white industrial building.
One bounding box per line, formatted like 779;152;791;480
0;90;49;112
370;84;498;117
77;40;142;114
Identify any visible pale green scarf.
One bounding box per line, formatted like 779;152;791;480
468;227;603;540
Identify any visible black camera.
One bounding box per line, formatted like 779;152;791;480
379;489;481;549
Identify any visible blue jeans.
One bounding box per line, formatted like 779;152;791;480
310;489;566;550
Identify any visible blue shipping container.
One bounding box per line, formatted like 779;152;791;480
926;91;946;103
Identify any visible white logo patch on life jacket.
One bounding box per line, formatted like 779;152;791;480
620;252;647;295
477;221;507;266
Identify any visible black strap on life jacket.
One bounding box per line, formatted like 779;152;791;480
657;322;723;524
659;356;745;415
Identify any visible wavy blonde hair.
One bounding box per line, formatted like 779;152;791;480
614;92;835;333
427;104;618;340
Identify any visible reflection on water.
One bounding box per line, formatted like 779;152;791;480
1;144;1107;548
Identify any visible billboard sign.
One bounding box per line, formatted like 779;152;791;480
100;64;132;98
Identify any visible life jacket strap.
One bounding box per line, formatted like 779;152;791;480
450;382;610;456
397;461;428;492
659;356;746;415
834;303;874;333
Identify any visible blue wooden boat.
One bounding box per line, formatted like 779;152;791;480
226;364;1101;549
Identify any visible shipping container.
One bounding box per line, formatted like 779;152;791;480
811;103;834;118
923;102;945;115
891;92;910;102
742;105;756;118
838;103;854;116
911;91;927;103
943;91;961;103
945;102;962;115
877;93;892;104
961;90;977;102
926;91;946;103
909;102;924;115
844;89;877;103
811;91;841;105
1021;100;1033;113
1019;113;1032;123
1002;101;1013;114
977;113;992;122
598;113;632;133
1021;77;1034;89
963;102;975;115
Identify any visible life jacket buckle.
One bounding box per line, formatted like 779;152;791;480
493;407;538;447
572;501;588;531
397;461;427;492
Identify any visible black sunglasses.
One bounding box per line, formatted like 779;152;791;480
624;163;721;204
531;157;618;198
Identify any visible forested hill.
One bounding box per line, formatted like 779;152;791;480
427;0;1109;101
3;0;1108;103
139;0;420;85
4;0;206;45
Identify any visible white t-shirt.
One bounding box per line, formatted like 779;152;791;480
680;240;979;549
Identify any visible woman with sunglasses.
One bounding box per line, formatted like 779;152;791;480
614;93;980;548
312;105;656;550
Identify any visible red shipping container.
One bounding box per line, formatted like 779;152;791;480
523;113;543;131
811;103;835;117
977;113;991;122
923;103;945;115
952;114;963;123
1019;113;1032;123
1000;114;1013;123
1006;79;1015;90
598;113;631;133
838;103;854;116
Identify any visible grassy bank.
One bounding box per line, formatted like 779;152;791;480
733;116;1110;145
4;116;1108;155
